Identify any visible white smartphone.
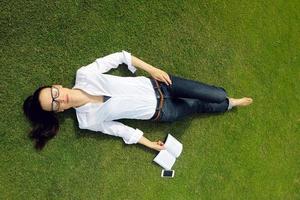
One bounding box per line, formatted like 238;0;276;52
161;170;175;178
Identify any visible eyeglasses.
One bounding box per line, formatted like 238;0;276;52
51;86;60;112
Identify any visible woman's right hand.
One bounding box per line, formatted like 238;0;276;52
137;136;165;152
151;140;165;151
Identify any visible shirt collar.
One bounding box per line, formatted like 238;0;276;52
72;84;107;113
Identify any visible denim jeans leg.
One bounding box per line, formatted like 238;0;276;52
158;98;229;122
167;74;228;103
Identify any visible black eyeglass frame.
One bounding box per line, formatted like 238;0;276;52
51;86;60;112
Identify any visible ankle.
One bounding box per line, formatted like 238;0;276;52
227;98;234;110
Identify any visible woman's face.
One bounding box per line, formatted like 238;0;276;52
39;85;72;112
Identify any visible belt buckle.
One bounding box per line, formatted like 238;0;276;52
156;93;160;99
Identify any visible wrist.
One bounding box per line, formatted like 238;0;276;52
149;142;156;149
147;65;156;74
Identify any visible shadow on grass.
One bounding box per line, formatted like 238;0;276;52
62;107;234;155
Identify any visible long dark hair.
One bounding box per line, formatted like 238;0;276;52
23;86;59;150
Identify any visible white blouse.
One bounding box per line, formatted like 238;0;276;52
72;51;157;144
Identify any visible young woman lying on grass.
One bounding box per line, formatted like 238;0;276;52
23;51;253;151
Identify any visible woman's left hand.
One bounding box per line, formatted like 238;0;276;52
150;68;172;86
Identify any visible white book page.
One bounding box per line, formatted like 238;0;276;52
153;150;176;170
164;134;183;158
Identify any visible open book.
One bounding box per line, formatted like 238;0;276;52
153;134;183;170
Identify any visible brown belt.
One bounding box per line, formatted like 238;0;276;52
150;79;164;121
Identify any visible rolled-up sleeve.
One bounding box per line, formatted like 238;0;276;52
87;121;143;144
81;50;137;74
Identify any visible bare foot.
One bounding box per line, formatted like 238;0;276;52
229;97;253;107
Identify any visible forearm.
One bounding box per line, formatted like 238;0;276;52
131;55;157;74
131;55;172;86
137;135;154;150
137;135;165;151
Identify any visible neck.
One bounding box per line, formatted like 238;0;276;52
69;88;90;108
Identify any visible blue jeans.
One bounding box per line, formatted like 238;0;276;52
155;75;229;122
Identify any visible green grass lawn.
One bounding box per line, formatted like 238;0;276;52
1;0;299;199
